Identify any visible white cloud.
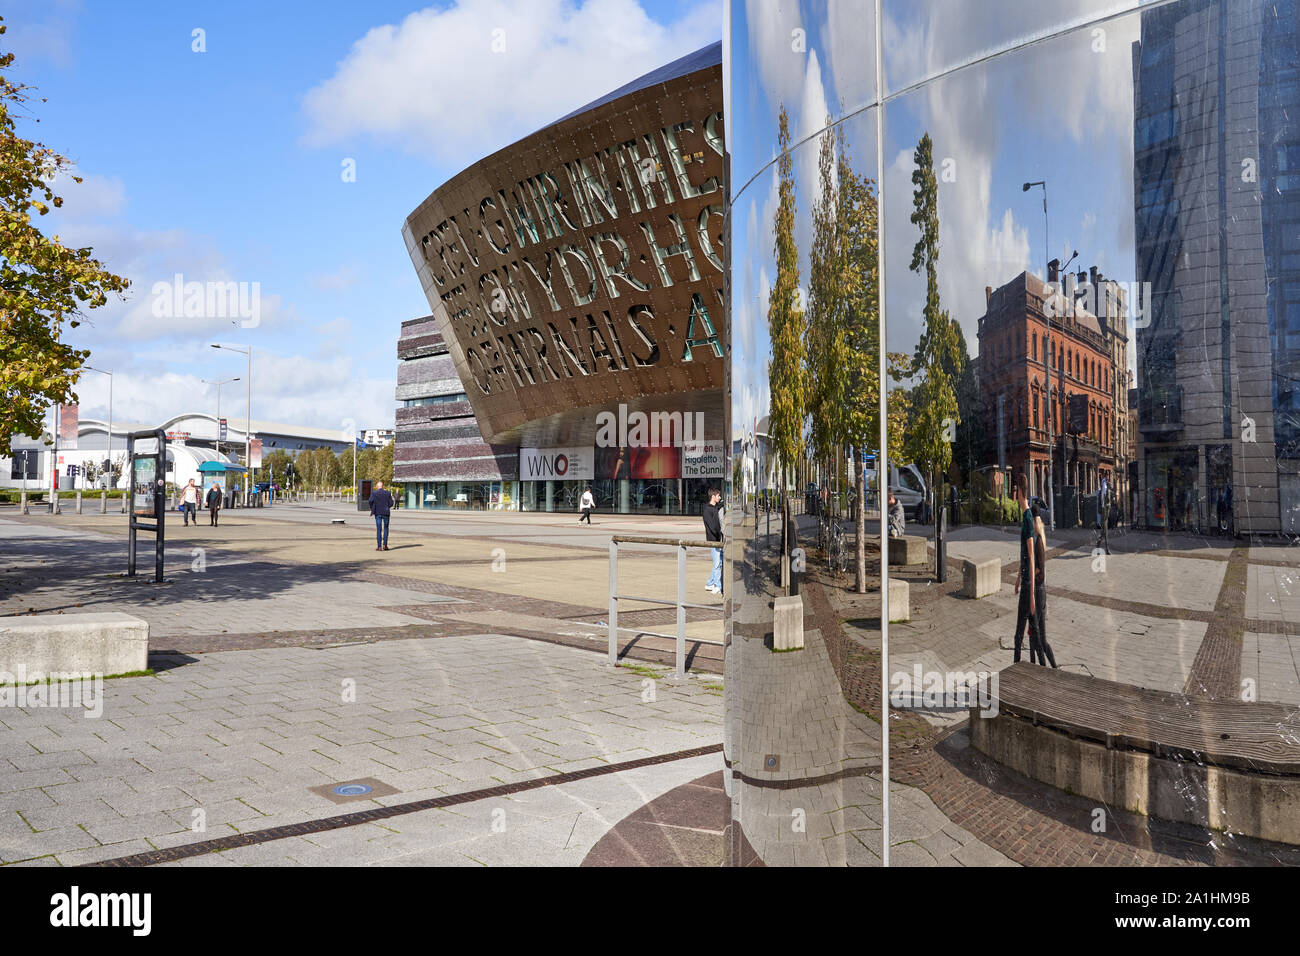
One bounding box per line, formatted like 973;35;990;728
302;0;720;166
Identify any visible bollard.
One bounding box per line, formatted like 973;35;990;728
101;491;107;514
20;490;28;515
120;493;128;514
52;492;60;515
76;490;83;514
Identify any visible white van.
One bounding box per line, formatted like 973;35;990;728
864;461;927;521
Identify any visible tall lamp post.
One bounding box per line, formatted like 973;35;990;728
84;366;113;489
1023;180;1062;530
201;376;240;460
210;343;252;505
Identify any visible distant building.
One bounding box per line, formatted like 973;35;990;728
362;428;395;448
977;266;1126;513
1133;0;1299;533
2;413;349;492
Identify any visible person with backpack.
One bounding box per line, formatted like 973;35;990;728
369;480;394;551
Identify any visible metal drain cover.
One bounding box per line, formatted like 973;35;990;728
309;777;399;804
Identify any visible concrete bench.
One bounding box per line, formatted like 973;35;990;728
0;612;148;677
773;595;804;651
888;534;925;565
886;578;910;622
961;557;1001;599
971;663;1300;846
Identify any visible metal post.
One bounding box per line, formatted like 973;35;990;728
675;543;686;679
873;0;890;867
101;490;106;514
20;490;27;515
76;490;82;514
608;540;618;666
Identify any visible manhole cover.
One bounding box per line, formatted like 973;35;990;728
334;784;372;796
763;754;781;771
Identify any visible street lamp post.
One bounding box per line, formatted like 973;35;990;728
201;376;240;460
84;366;113;489
210;343;252;505
1024;180;1058;530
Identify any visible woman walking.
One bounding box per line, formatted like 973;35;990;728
206;482;223;527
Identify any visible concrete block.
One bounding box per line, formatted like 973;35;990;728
0;613;149;677
773;595;804;651
961;557;1001;599
888;534;925;565
887;578;910;623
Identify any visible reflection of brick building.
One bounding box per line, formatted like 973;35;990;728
978;265;1126;509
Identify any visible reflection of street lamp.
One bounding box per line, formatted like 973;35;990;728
210;343;251;505
84;366;112;488
1024;180;1068;530
201;376;239;460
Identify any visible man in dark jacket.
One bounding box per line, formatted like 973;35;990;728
369;481;394;551
702;486;723;594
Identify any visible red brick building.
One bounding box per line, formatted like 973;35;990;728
977;265;1125;509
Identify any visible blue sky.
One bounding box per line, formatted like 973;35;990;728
8;0;718;436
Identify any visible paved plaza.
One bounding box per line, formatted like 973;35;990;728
4;500;1297;865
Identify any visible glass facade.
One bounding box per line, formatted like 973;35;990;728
726;0;1300;866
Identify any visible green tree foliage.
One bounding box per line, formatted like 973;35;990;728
767;105;807;491
806;123;884;591
902;133;962;520
0;25;129;456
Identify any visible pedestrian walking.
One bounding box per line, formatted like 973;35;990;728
578;485;595;524
181;478;198;527
1012;475;1042;664
206;482;222;527
702;486;723;594
1031;502;1057;668
369;480;394;551
1096;474;1111;555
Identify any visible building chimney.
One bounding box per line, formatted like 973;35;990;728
986;285;993;306
1047;258;1060;284
1089;265;1100;289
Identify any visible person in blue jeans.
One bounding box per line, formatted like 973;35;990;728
369;480;394;551
702;486;723;593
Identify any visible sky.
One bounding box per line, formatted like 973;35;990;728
7;0;720;437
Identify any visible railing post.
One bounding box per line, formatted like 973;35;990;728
676;542;686;679
608;539;619;666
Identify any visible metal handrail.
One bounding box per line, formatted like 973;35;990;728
608;535;724;678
